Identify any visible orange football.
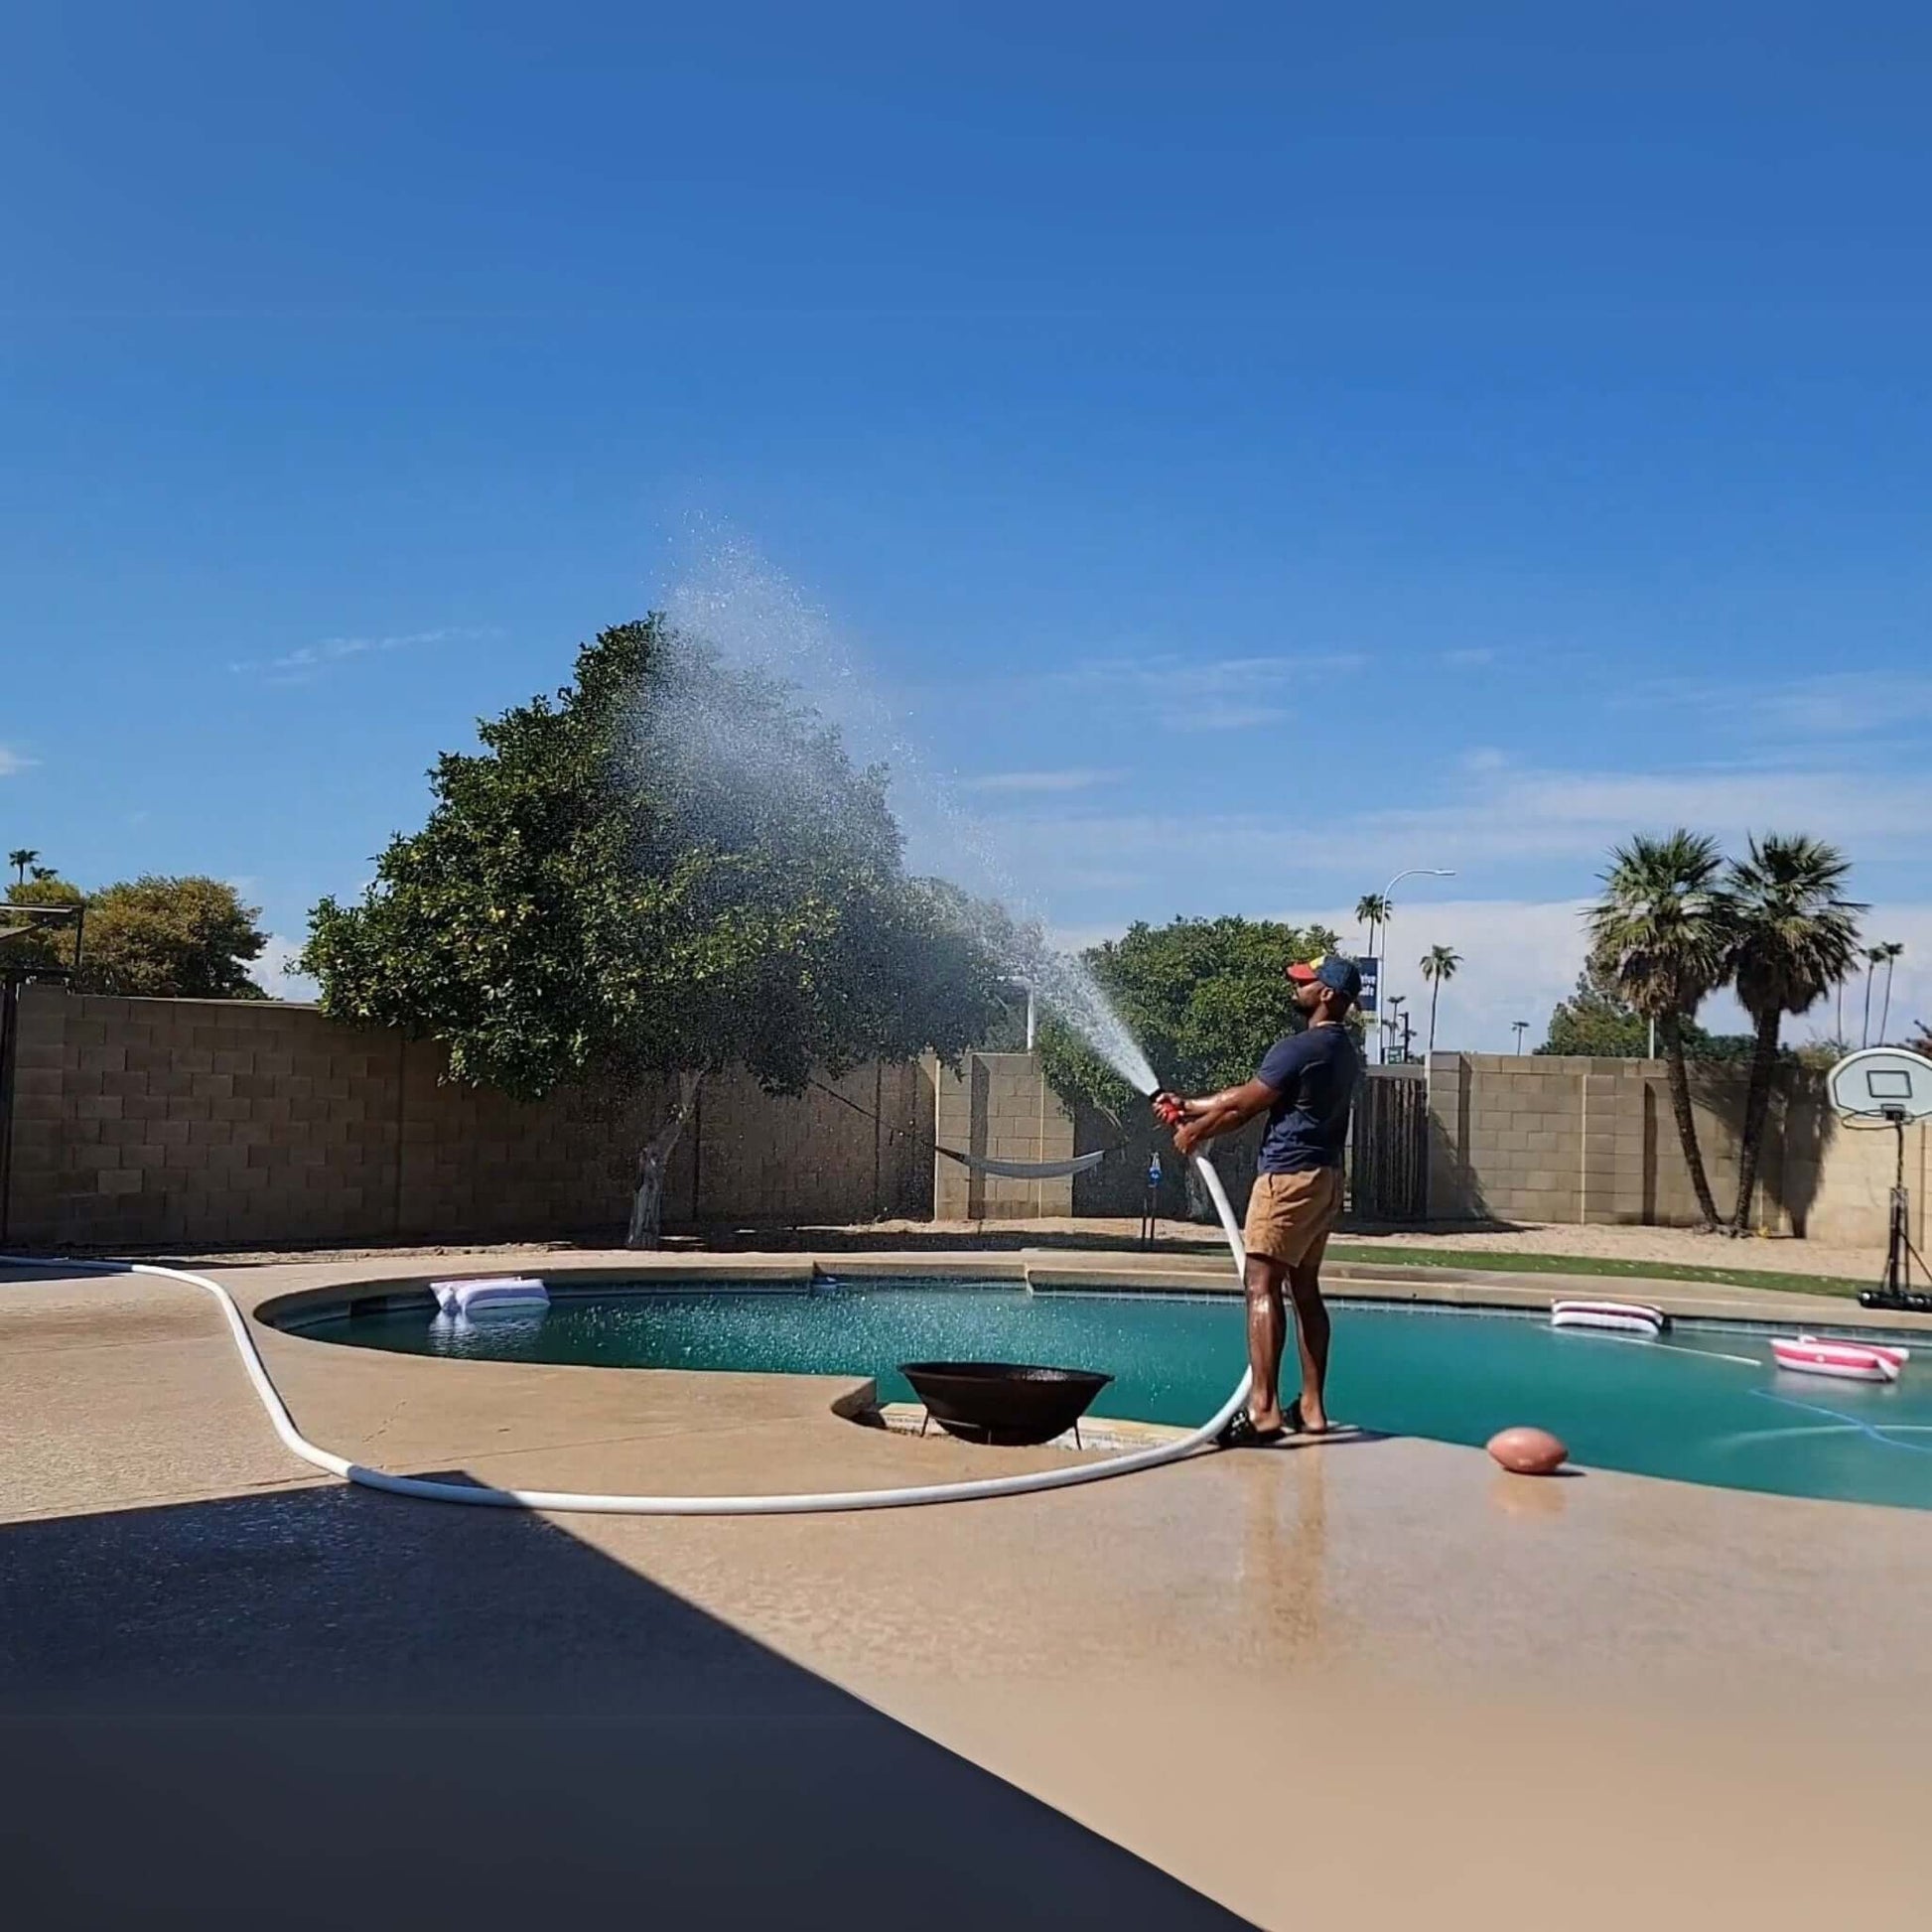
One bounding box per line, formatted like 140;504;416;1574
1486;1426;1568;1475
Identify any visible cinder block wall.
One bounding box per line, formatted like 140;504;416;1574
10;985;1916;1250
0;985;930;1248
931;1051;1076;1220
1424;1050;1919;1246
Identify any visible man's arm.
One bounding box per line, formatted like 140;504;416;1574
1163;1078;1280;1158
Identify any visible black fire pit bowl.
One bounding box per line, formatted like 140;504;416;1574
898;1361;1114;1447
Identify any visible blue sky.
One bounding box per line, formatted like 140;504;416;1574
5;4;1930;1049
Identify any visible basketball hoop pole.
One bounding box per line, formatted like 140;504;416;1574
1827;1050;1932;1312
1861;1107;1932;1313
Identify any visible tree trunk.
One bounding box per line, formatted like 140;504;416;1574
1658;1011;1723;1231
1729;1010;1783;1234
625;1068;704;1250
1880;958;1897;1043
1863;966;1874;1047
1428;981;1441;1054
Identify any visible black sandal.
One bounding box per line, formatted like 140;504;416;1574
1285;1401;1346;1437
1214;1407;1288;1449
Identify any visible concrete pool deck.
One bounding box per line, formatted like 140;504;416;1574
6;1247;1932;1929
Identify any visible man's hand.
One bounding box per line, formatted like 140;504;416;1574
1159;1076;1281;1160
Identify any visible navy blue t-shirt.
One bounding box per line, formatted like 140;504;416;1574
1254;1024;1360;1173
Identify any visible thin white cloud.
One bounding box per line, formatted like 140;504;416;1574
1033;649;1367;734
250;934;321;1004
1442;647;1498;668
1631;669;1932;743
230;625;492;682
959;767;1123;794
975;764;1932;963
1170;703;1292;733
1749;672;1932;739
0;743;38;777
1054;648;1364;691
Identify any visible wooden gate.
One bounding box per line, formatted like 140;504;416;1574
1348;1067;1429;1223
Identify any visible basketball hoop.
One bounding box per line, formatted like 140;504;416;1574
1826;1048;1932;1311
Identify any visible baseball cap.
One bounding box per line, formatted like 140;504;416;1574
1287;954;1363;1000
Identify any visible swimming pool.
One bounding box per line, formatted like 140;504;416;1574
282;1280;1932;1511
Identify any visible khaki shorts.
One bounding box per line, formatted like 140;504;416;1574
1243;1167;1342;1268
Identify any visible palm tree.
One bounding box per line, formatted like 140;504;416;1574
8;848;37;885
1587;830;1733;1230
1420;944;1460;1052
1877;941;1905;1043
1354;894;1390;968
1862;944;1886;1047
1726;835;1864;1233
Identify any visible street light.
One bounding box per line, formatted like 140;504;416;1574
1375;867;1456;1062
1512;1020;1529;1055
998;975;1036;1051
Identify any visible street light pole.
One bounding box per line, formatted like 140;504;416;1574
999;976;1036;1051
1375;866;1456;1063
1385;996;1408;1063
1512;1020;1528;1055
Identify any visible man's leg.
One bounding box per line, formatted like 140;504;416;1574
1285;1262;1331;1433
1243;1253;1290;1432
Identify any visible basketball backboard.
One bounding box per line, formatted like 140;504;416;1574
1827;1047;1932;1127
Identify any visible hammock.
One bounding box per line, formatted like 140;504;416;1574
931;1146;1110;1180
803;1075;1116;1180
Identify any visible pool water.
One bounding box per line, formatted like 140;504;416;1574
286;1281;1932;1510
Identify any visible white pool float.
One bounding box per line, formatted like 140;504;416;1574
1769;1335;1901;1383
430;1275;550;1318
1551;1299;1668;1338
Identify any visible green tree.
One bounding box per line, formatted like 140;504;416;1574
9;848;39;885
1726;835;1863;1233
1420;944;1460;1052
1541;960;1784;1065
1037;914;1342;1121
0;875;84;975
302;618;1004;1248
1541;956;1650;1056
1587;830;1733;1229
77;877;268;998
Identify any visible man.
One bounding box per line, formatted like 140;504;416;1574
1154;953;1362;1447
